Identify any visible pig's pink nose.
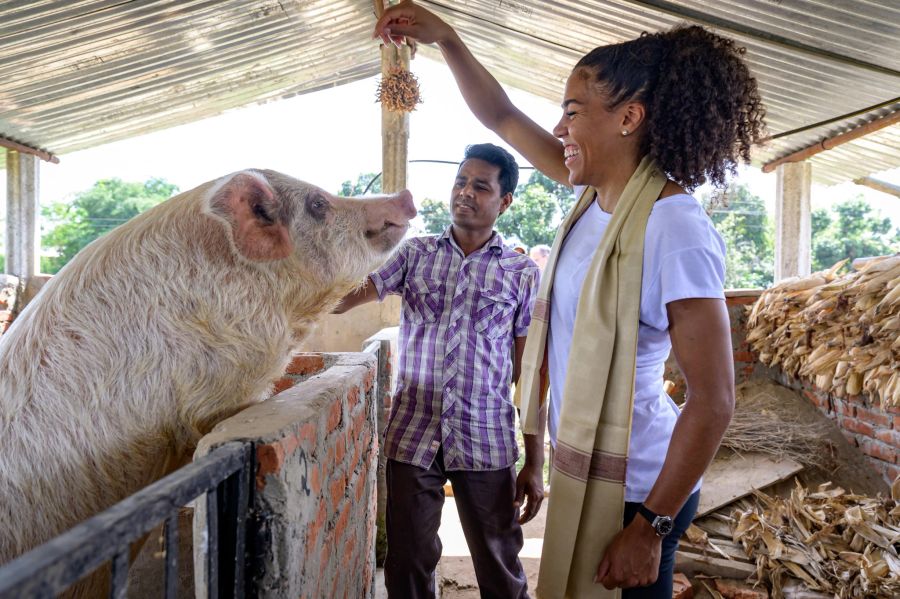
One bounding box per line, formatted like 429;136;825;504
391;189;417;220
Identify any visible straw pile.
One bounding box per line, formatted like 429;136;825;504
722;387;832;469
731;480;900;598
376;67;422;112
746;254;900;408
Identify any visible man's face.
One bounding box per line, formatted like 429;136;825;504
450;158;512;232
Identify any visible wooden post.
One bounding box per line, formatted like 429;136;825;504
380;43;410;193
5;151;40;277
774;161;812;281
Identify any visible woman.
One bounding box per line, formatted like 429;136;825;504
374;4;766;598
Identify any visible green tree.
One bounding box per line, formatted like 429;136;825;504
419;198;451;234
811;196;899;270
41;178;177;273
704;184;774;289
496;184;558;248
338;173;381;196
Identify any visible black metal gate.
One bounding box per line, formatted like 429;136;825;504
0;441;254;598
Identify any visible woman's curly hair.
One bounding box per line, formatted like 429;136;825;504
575;25;767;190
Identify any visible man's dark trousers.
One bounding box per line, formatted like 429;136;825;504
384;447;529;599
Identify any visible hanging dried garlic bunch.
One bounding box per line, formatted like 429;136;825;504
376;67;422;113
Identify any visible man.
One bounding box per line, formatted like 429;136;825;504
335;143;544;598
528;244;551;272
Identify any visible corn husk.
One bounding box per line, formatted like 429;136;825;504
731;480;900;598
747;255;900;408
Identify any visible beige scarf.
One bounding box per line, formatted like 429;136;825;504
520;156;667;598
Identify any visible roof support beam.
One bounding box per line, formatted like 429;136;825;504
622;0;900;79
762;111;900;173
775;162;812;281
854;177;900;199
380;43;410;193
5;151;41;278
0;136;59;164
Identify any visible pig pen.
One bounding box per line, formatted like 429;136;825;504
0;316;394;599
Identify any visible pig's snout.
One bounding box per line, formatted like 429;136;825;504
364;190;417;241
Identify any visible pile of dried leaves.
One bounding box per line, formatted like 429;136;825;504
746;254;900;408
731;480;900;598
722;387;832;469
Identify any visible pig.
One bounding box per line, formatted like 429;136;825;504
0;169;415;571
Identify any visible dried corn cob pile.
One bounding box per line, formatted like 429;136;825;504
731;480;900;598
746;254;900;408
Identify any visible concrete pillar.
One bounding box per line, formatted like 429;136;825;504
5;151;40;277
774;161;811;280
380;44;410;193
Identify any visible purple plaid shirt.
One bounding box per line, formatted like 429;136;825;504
370;228;540;471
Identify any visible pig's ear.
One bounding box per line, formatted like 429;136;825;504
206;172;294;261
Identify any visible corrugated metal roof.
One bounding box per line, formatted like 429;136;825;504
415;0;900;186
0;0;380;162
2;0;899;186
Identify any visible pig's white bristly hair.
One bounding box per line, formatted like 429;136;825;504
0;169;398;577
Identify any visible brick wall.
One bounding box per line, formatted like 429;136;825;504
770;372;900;485
194;350;386;598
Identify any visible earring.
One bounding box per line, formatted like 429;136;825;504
621;129;629;136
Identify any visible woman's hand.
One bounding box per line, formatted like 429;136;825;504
373;1;454;47
595;517;662;589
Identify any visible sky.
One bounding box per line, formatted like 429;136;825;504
2;55;899;239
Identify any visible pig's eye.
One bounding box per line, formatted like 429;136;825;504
305;193;329;221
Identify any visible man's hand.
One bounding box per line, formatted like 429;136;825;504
594;517;663;589
514;461;544;524
373;0;454;47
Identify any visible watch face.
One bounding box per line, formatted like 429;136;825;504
655;516;674;536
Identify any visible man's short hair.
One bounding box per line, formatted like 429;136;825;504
462;143;519;197
529;244;551;259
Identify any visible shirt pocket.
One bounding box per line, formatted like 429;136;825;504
403;278;445;324
472;288;517;339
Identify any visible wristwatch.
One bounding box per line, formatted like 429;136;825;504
637;504;674;537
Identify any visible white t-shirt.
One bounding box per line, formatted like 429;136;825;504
547;191;726;502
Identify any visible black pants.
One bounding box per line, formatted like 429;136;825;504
621;490;700;599
384;449;529;599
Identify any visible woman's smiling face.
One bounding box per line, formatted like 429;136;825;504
552;69;636;188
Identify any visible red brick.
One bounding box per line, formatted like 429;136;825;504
840;416;874;438
334;435;347;463
305;503;327;553
308;463;322;495
333;507;350;543
894;415;900;430
285;353;325;375
672;573;693;599
327;400;343;433
364;368;375;392
342;535;357;569
330;474;347;511
256;443;286;490
732;350;755;364
847;394;867;405
354;473;366;503
352;408;367;440
298;422;317;446
347;387;361;411
859;438;896;464
712;578;766;599
875;428;900;448
271;377;295;395
832;397;854;417
856;406;891;428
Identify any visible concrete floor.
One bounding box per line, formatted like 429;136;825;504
374;493;548;598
